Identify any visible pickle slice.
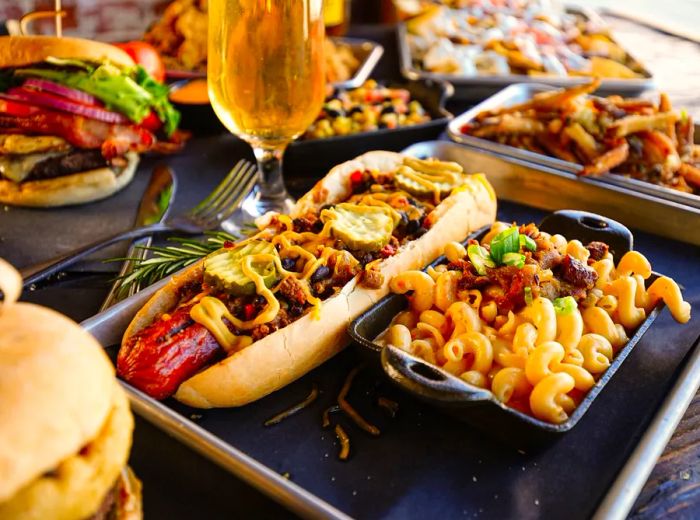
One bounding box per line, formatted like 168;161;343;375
403;157;464;175
204;240;280;296
394;166;456;198
321;203;395;252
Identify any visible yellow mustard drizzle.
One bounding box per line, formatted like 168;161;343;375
449;174;495;201
403;157;463;175
189;297;253;354
190;254;285;335
276;214;294;231
300;282;322;319
241;254;281;324
356;195;402;226
302;246;337;281
473;173;496;200
398;166;462;205
273;234;317;272
273;234;336;320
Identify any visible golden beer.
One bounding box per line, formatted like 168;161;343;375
209;0;326;148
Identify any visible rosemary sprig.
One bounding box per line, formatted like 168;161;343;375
108;230;239;296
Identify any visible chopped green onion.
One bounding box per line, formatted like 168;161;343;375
467;244;495;275
519;234;537;252
524;286;533;306
490;226;519;264
680;108;689;124
502;252;526;268
553;296;578;315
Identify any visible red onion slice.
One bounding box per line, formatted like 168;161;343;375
6;87;130;124
22;78;99;106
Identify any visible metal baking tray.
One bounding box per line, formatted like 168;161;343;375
78;143;700;518
397;7;654;100
284;78;454;179
348;209;662;446
447;82;700;210
331;37;385;90
80;203;700;520
78;142;700;519
165;37;384;89
407;140;700;246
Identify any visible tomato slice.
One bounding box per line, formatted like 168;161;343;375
139;111;163;132
0;98;40;117
115;41;166;83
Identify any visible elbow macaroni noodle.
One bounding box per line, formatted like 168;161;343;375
379;223;691;424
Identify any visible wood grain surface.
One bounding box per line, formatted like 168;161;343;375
631;396;700;518
603;16;700;520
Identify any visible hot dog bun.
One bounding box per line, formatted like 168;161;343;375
123;151;497;408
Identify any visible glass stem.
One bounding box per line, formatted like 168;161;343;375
253;145;290;204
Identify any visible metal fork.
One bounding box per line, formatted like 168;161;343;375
21;159;258;287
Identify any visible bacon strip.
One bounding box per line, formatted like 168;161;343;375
0;110;155;159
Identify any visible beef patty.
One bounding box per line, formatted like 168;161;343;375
25;149;109;181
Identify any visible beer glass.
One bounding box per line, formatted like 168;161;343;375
209;0;325;226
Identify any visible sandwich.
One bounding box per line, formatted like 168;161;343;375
0;257;142;519
0;35;180;207
117;151;497;408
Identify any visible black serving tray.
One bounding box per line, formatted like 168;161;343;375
74;199;700;519
283;78;453;179
349;210;662;446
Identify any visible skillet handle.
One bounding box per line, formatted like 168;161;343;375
538;210;633;259
380;345;492;404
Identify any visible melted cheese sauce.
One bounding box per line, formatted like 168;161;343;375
190;296;252;353
188;158;484;352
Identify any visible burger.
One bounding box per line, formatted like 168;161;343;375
0;35;180;207
0;257;142;519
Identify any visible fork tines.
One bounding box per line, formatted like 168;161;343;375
189;159;258;227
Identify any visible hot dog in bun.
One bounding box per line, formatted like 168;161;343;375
117;151;497;408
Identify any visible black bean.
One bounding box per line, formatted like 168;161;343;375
399;212;409;227
406;219;421;234
381;104;395;115
282;257;296;271
348;106;363;116
415;227;428;238
310;265;331;283
325;108;343;118
312;220;324;233
289;303;304;317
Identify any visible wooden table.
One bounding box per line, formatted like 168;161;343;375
597;15;700;519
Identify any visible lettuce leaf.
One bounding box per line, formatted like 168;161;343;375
133;66;180;136
15;61;180;136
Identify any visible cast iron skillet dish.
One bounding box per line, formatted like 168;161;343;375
349;210;691;445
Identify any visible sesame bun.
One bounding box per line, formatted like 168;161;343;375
0;35;135;69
